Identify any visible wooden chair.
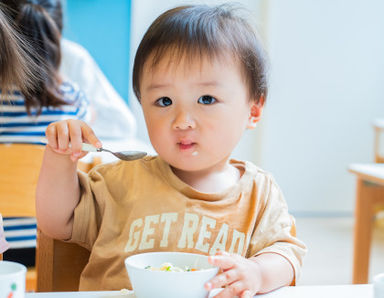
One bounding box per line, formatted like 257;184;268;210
374;119;384;163
36;230;90;291
0;143;45;291
0;143;100;292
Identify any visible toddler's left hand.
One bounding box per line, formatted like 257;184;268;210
205;251;262;298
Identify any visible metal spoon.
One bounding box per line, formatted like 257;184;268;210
81;143;147;161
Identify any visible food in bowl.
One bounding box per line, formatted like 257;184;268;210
145;262;198;272
125;252;219;298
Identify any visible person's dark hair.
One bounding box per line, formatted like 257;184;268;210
0;4;38;98
133;4;268;103
1;0;67;114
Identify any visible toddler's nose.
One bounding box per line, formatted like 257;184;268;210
172;111;196;130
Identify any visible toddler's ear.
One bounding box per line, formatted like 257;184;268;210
247;94;265;129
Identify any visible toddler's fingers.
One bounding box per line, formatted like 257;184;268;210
56;121;70;152
206;269;238;291
81;123;101;148
215;250;230;256
214;280;246;298
240;290;253;298
68;120;83;157
45;123;58;150
208;255;235;270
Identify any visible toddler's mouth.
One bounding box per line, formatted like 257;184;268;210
178;142;196;151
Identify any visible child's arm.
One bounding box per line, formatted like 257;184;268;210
206;251;294;298
36;120;101;240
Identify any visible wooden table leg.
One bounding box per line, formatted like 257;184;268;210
352;179;384;284
353;179;374;284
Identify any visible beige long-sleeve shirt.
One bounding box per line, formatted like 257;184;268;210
70;156;306;290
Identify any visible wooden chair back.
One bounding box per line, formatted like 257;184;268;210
0;144;45;216
374;119;384;163
0;143;97;291
0;144;45;291
36;230;90;291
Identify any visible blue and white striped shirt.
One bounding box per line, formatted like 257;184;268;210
0;81;89;145
0;81;89;249
3;217;36;249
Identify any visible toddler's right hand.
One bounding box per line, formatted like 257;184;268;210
45;119;102;162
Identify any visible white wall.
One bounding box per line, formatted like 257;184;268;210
129;0;384;214
262;0;384;213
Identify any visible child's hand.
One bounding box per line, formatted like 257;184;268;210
205;251;262;298
45;119;101;162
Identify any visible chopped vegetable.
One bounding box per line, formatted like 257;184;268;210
144;262;199;272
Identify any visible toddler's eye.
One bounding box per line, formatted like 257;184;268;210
197;95;216;105
156;97;172;107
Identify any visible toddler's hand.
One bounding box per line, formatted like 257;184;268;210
45;119;101;162
205;251;262;298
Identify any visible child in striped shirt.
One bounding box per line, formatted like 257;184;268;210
0;0;89;266
0;0;90;145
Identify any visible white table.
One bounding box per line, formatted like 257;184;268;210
25;284;373;298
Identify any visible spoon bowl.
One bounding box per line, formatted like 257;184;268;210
96;147;147;161
80;143;147;161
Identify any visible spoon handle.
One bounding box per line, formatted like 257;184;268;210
80;143;98;152
40;137;99;152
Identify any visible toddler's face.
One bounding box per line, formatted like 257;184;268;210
140;52;262;173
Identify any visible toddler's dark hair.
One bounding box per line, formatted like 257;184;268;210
1;0;68;114
133;4;268;103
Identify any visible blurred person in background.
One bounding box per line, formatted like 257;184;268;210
0;0;89;266
59;38;138;141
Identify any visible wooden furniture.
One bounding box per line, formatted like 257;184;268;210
374;119;384;163
25;285;374;298
0;143;99;292
0;144;45;291
0;144;45;217
36;230;90;291
349;163;384;284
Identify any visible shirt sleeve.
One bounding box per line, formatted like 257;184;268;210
68;169;104;250
247;175;307;283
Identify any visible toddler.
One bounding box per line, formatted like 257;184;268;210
36;4;306;297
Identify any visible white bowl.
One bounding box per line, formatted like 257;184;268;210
0;261;26;298
125;252;219;298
